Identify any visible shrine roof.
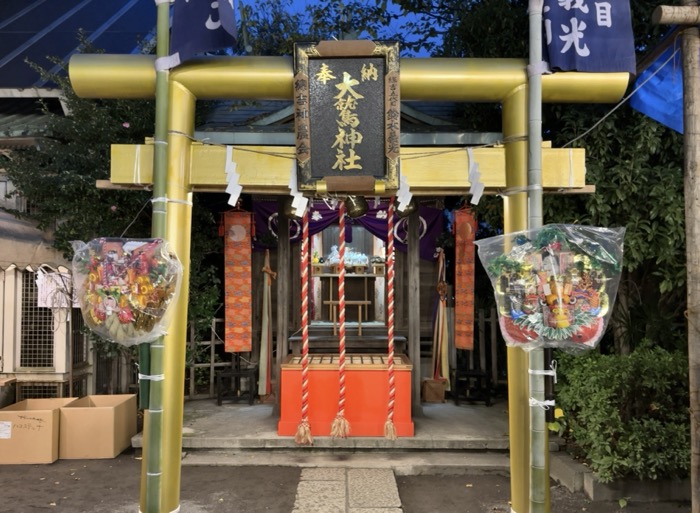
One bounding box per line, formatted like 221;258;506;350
0;211;68;270
196;100;502;147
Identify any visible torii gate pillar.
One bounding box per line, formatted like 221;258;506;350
69;54;629;513
158;82;195;510
503;84;531;510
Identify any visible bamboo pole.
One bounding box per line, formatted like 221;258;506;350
527;2;549;512
139;2;170;511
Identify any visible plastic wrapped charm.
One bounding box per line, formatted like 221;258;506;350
474;225;625;352
72;238;182;346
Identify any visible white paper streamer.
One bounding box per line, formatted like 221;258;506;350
288;161;308;216
467;147;485;205
396;174;412;212
225;146;242;206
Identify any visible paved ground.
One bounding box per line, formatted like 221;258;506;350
0;449;691;512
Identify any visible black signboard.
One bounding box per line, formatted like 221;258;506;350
293;40;400;194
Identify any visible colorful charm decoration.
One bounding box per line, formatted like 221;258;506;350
475;225;625;352
72;238;182;346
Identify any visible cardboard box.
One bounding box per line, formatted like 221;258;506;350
0;398;78;464
421;378;447;403
59;394;137;459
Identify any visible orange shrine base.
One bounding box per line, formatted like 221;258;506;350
278;354;414;437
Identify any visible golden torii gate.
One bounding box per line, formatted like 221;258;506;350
69;53;628;513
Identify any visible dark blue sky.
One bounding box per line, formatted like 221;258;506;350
238;0;439;57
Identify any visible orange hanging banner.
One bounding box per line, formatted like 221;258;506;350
454;209;477;350
224;211;253;352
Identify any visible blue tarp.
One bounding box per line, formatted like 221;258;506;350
629;42;684;134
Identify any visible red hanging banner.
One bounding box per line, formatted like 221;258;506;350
454;209;477;350
224;211;253;352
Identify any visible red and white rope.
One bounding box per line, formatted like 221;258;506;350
295;208;312;445
331;201;349;438
385;198;397;440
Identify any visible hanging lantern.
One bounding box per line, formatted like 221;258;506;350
345;195;368;218
395;198;418;218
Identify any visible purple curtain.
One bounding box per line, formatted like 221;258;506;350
252;199;442;261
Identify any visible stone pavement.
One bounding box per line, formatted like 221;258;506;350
130;398;691;508
0;454;689;513
168;399;511;512
293;467;401;513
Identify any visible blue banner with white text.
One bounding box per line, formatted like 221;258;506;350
171;0;237;63
543;0;635;73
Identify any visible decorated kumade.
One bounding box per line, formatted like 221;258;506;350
475;225;625;352
72;238;182;346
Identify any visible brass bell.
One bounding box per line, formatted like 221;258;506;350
395;197;418;218
345;195;369;218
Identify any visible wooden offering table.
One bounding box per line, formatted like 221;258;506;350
314;272;380;321
323;299;371;335
278;354;414;437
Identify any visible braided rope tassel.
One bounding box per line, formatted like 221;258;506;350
331;201;350;438
384;198;397;440
295;208;313;445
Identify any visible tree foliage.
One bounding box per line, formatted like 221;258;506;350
239;0;393;56
556;344;690;482
547;105;686;352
